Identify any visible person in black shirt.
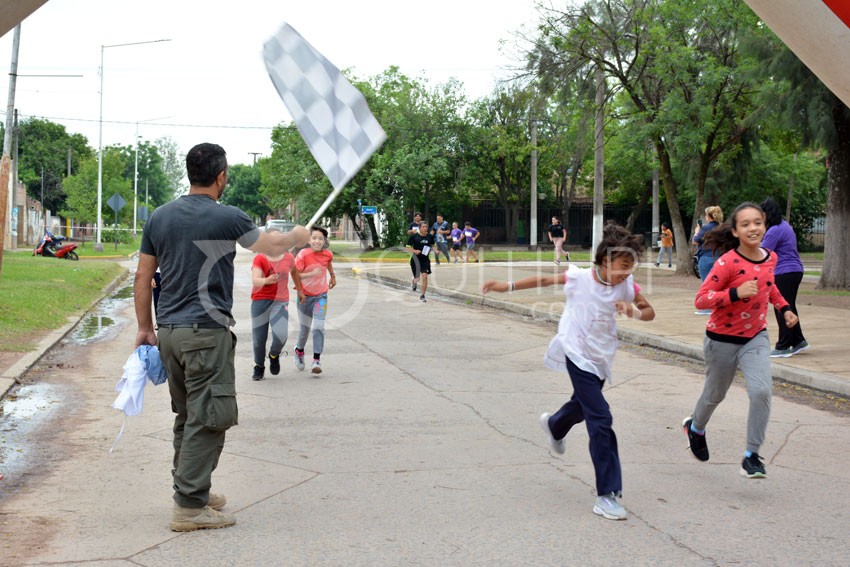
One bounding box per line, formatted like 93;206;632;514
548;216;569;264
406;221;435;302
406;211;423;236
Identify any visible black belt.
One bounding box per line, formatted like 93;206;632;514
157;322;229;330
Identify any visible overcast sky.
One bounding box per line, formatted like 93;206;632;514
0;0;542;167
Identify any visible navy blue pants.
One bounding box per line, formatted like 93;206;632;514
547;356;622;497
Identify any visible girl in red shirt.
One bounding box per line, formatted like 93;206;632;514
683;202;798;479
250;249;296;381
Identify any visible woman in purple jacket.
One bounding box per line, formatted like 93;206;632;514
761;197;809;357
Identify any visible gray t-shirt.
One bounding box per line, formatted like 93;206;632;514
140;194;260;327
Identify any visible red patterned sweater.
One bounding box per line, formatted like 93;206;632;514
695;248;791;344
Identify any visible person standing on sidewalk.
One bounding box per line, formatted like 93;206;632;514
406;211;423;236
430;214;451;265
292;226;336;375
406;221;435;302
249;243;296;381
683;202;798;480
547;216;569;264
693;206;724;314
134;142;309;532
462;221;480;263
760;197;809;358
655;222;674;268
481;222;655;521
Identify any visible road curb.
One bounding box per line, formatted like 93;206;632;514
0;267;132;400
357;270;850;398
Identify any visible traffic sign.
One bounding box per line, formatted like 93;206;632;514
361;206;377;215
107;193;126;212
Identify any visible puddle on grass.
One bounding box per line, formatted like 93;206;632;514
69;283;134;344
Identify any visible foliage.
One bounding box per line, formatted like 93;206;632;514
100;224;135;245
61;149;131;225
220;163;271;222
14;117;93;212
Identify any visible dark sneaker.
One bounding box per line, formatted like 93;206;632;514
683;417;709;462
740;453;767;478
252;365;264;381
171;505;236;532
790;340;810;355
420;295;426;302
269;354;281;375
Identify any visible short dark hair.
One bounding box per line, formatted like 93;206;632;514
186;143;227;187
593;221;645;265
464;221;471;227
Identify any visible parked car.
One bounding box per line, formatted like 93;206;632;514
264;219;296;233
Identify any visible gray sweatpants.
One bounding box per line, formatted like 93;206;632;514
691;332;772;454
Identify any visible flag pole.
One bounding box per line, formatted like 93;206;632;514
306;185;345;229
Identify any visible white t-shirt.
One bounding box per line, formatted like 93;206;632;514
544;265;637;383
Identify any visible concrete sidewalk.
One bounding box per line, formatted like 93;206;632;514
1;251;848;565
355;259;850;397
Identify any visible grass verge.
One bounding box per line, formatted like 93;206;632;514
0;252;126;352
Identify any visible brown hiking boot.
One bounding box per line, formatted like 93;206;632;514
171;505;236;532
207;492;226;510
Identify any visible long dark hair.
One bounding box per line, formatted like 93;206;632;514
760;197;783;228
594;220;645;265
703;202;764;255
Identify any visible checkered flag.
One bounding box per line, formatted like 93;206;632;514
263;23;386;225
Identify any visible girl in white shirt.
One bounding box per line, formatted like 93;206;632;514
482;222;655;521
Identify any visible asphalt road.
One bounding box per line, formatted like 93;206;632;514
0;249;848;566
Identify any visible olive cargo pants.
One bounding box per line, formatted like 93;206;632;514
158;326;238;509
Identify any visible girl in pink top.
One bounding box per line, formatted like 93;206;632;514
683;202;798;479
292;227;336;374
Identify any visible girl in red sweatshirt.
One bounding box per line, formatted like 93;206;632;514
683;202;798;479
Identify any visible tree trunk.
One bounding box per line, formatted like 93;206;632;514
625;181;652;233
656;142;693;275
819;97;850;289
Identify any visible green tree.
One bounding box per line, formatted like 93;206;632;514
61;149;131;226
220;163;271;222
528;0;768;274
155;137;185;203
15;117;92;212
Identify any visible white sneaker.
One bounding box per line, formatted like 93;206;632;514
294;350;305;371
539;412;565;455
593;493;627;520
311;359;322;374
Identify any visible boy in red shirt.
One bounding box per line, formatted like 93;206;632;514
292;227;336;374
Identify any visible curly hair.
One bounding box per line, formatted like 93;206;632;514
593;220;645;266
702;202;764;255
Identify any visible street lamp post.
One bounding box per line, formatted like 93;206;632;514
96;38;169;251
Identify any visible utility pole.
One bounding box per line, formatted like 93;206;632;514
530;119;538;247
592;67;605;255
249;152;261;164
0;24;21;278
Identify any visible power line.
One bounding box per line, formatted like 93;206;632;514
0;110;277;131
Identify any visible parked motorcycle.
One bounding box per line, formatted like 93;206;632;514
33;230;79;261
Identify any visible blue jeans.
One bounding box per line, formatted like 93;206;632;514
698;254;717;282
547;356;622;497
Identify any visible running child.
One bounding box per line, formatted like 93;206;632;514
481;222;655;521
406;221;435;303
449;222;463;263
683;202;798;479
249;246;296;381
292;227;336;374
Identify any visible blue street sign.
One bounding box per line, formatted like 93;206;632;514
361;206;377;215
